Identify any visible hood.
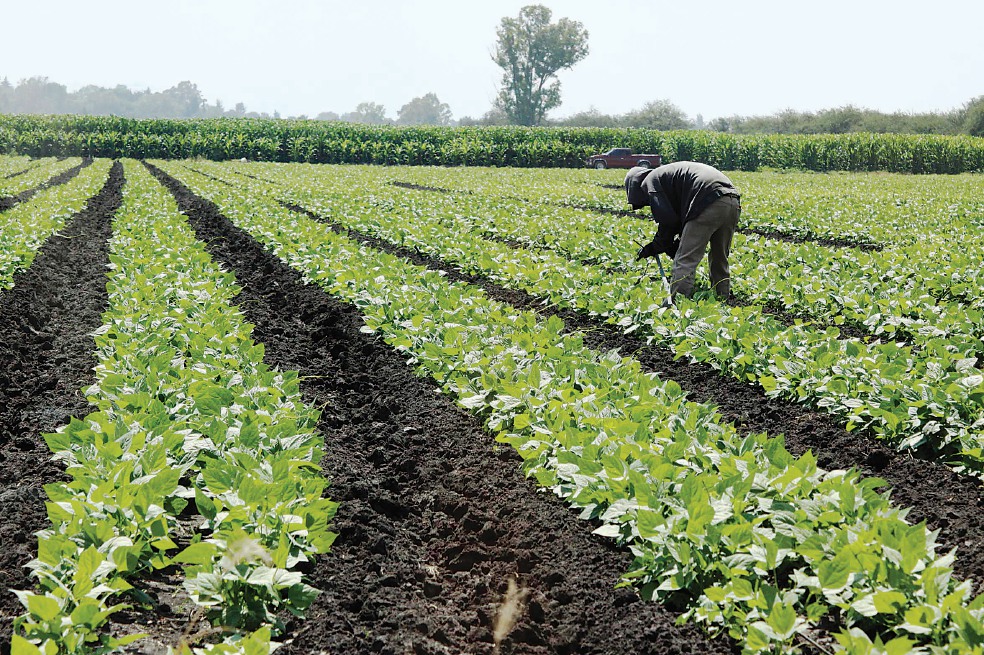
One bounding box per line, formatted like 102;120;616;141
624;166;652;210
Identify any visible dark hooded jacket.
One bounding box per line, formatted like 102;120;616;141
625;162;740;253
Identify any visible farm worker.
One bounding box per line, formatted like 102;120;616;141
625;161;741;302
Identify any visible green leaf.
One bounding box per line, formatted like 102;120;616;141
592;523;621;538
173;542;218;566
730;577;755;601
818;555;851;591
286;583;320;614
872;589;908;614
26;593;61;622
70;597;104;627
196;487;217;520
884;636;918;655
766;602;798;640
10;635;43;655
899;605;937;635
744;624;772;652
188;381;235;417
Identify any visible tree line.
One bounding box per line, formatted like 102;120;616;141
527;99;984;137
0;78;456;126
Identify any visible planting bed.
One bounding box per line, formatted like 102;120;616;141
3;156;984;655
0;162;122;648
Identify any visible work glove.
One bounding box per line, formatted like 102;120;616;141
636;237;679;261
635;239;663;260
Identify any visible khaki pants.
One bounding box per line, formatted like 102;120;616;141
670;195;741;299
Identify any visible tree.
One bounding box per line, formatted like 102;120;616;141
164;81;206;118
491;5;589;126
622;99;691;131
397;93;452;126
0;77;13;113
708;115;744;133
10;77;69;114
341;101;389;125
962;96;984;137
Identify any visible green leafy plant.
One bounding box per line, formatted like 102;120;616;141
159;159;984;654
9;160;335;655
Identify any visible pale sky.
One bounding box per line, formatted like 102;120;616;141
2;0;982;121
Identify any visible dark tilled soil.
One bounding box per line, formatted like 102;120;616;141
146;163;739;655
2;161;41;180
391;180;460;194
0;159;92;212
740;226;882;252
0;162;123;652
277;200;984;589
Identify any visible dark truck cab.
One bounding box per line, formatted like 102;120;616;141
585;148;662;169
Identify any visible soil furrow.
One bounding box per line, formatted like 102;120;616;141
147;163;739;654
0;161;123;651
0;159;93;212
274;198;984;588
2;161;41;180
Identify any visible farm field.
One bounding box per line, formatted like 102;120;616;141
1;156;983;655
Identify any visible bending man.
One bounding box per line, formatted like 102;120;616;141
625;161;741;301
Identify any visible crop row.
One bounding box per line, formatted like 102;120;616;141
11;161;333;655
0;155;38;179
192;161;984;476
384;169;984;356
402;165;984;249
1;159;110;291
3;115;984;172
387;164;984;312
383;167;984;349
0;157;82;198
234;163;984;337
155;160;984;654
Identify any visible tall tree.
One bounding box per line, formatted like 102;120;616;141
165;81;206;118
397;93;452;126
11;77;69;114
342;101;389;125
492;5;588;126
963;96;984;137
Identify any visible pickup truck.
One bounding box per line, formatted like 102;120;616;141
585;148;662;169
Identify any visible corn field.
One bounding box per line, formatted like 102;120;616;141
2;115;983;173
